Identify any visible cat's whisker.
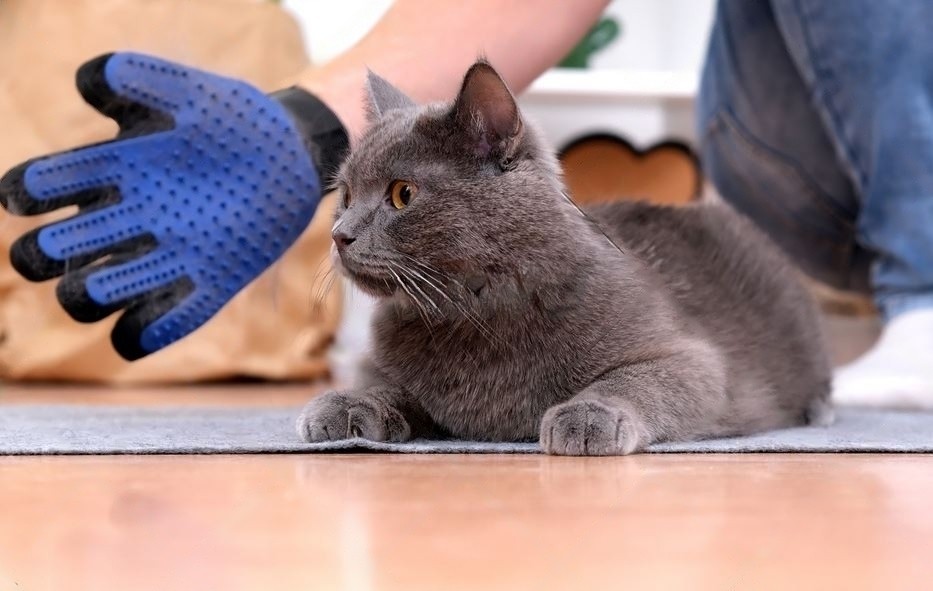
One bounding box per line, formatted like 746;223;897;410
388;256;451;311
400;266;449;308
391;263;438;307
307;254;337;308
388;265;435;332
309;275;332;312
395;261;483;349
309;269;338;315
399;269;441;314
309;251;334;283
456;305;502;347
394;255;507;349
422;279;501;347
397;255;466;303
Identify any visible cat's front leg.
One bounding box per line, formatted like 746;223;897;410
540;340;727;456
297;385;434;443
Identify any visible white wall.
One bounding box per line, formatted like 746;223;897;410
282;0;392;64
590;0;715;72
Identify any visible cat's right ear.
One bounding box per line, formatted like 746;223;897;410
365;69;415;122
452;60;523;161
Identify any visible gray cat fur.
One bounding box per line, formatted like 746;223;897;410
297;61;832;455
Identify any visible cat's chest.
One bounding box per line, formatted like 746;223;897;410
372;313;573;440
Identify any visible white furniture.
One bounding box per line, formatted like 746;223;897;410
519;68;698;152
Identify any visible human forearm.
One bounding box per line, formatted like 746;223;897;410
295;0;609;139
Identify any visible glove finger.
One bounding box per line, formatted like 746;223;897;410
0;158;120;217
112;277;196;361
78;52;231;132
78;53;183;131
76;53;175;137
83;248;187;309
56;247;181;323
11;210;154;281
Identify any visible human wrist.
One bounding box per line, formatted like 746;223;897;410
270;86;349;186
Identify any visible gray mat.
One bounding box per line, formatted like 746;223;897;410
1;405;932;455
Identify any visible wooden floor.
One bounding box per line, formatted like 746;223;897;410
2;385;932;590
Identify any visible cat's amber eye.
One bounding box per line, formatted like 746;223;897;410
389;180;417;209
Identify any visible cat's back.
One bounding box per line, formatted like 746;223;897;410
586;199;807;318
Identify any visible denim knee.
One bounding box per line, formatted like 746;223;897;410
697;0;868;293
700;107;867;293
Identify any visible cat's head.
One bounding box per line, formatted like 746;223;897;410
331;60;569;298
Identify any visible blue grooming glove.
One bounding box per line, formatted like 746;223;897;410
0;52;348;360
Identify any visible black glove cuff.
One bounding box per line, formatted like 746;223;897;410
271;86;350;188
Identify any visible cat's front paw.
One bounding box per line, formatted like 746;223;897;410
296;390;412;443
539;399;646;456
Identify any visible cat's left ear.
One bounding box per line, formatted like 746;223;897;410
453;60;524;161
365;69;416;122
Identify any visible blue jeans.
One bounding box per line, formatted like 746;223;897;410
698;0;933;320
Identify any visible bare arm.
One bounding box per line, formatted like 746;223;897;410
295;0;609;139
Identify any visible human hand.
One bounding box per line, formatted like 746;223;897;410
0;52;348;360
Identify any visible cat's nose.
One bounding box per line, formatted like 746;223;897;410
332;230;356;251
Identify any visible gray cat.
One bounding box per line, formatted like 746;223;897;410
297;60;832;455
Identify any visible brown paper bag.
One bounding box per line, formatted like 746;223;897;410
0;0;341;383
